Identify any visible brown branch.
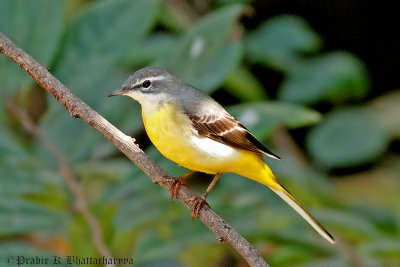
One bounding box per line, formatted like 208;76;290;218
8;104;115;267
0;32;269;267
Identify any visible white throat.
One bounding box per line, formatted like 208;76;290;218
125;91;172;113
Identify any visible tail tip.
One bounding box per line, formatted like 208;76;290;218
320;228;335;244
326;233;336;244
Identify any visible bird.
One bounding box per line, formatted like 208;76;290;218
108;66;335;244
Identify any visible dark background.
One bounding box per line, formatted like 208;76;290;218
243;0;400;168
246;0;399;96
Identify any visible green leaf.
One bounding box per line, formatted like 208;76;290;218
359;239;400;261
367;90;400;138
279;52;370;105
180;244;226;267
134;222;214;265
75;159;133;182
102;168;154;204
123;33;177;67
136;259;182;267
40;0;159;163
0;196;64;236
69;216;99;257
101;160;171;230
0;242;66;265
227;101;321;137
354;206;398;234
53;0;159;106
245;15;322;71
317;209;382;242
0;130;66;204
307;108;390;168
114;194;165;230
223;66;268;101
157;1;193;32
0;128;28;162
156;4;244;93
268;245;313;266
296;258;351;267
0;0;65;94
37;116;108;164
0;165;49;196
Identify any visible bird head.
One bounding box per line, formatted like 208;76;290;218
108;67;180;105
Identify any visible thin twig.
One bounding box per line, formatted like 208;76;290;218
0;32;268;267
8;104;115;267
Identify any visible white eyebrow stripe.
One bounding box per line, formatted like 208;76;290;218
138;76;165;84
149;76;166;82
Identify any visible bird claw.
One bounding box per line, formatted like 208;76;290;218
185;196;210;220
162;176;186;201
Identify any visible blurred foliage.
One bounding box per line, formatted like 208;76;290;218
1;0;399;266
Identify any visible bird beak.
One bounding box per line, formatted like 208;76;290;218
108;87;128;97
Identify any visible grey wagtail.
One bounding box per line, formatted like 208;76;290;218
109;67;335;244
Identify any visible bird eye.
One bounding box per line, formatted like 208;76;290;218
142;80;151;88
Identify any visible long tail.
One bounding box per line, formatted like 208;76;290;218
269;183;335;244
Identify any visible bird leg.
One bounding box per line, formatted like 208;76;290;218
185;173;222;220
162;170;194;201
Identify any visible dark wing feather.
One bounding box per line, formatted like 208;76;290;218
189;113;280;160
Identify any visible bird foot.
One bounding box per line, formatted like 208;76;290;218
185;196;210;220
162;176;186;201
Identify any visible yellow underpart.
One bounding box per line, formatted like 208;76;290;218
141;101;277;188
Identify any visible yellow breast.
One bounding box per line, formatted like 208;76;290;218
142;101;192;166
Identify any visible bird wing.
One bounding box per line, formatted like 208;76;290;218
188;112;280;160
